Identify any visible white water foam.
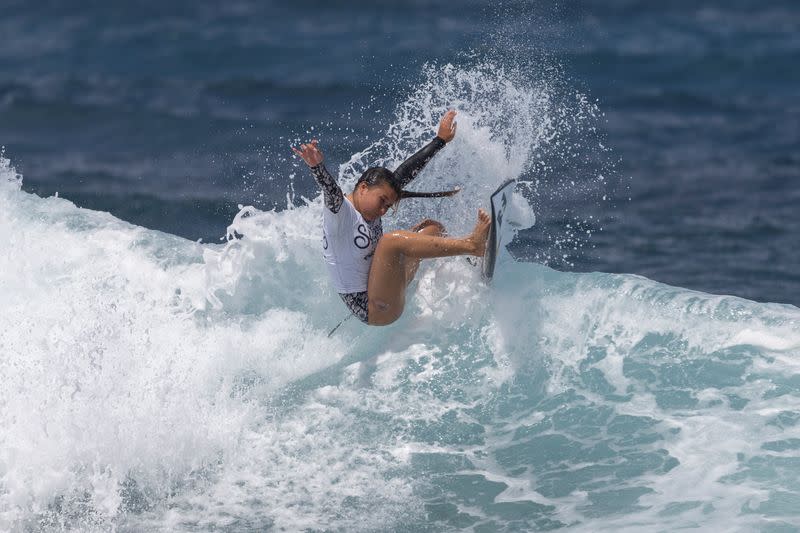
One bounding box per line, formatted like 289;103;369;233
2;59;800;531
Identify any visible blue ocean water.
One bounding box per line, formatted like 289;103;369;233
1;1;800;531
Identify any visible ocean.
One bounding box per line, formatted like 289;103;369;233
1;0;799;531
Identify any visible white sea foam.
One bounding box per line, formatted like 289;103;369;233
2;62;800;531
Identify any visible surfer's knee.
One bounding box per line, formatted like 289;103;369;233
379;230;411;252
418;219;445;236
368;314;400;326
367;298;401;326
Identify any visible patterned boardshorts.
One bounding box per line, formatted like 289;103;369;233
339;291;369;324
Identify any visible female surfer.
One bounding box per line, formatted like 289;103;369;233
293;110;490;326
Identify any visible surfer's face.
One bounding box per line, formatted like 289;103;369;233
356;182;398;221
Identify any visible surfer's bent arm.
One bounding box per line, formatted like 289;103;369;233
309;163;344;213
393;109;458;188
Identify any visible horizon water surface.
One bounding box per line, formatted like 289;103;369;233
2;1;800;531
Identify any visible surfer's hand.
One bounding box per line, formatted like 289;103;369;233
292;139;324;167
436;109;457;143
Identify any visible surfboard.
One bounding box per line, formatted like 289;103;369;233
482;179;516;281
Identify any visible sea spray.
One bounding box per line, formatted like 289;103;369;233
330;60;612;266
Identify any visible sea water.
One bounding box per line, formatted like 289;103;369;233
2;55;800;531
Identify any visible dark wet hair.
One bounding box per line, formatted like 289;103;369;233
355;167;401;197
356;166;462;203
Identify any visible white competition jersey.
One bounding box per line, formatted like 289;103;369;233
322;197;382;294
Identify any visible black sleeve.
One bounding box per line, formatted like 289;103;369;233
392;136;447;189
310;163;344;214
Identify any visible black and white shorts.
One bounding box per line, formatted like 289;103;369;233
339;291;369;324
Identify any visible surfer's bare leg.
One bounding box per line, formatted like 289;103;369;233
404;220;446;284
410;218;446;235
367;210;490;326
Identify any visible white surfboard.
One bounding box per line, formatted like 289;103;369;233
482;179;516;281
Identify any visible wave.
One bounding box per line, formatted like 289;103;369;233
2;60;800;531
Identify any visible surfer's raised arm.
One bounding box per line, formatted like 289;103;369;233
292;140;344;214
393;109;458;189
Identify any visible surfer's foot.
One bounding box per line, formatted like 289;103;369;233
466;208;491;256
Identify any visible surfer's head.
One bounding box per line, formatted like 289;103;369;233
353;167;400;221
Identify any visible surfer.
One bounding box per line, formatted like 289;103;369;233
293;110;490;326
